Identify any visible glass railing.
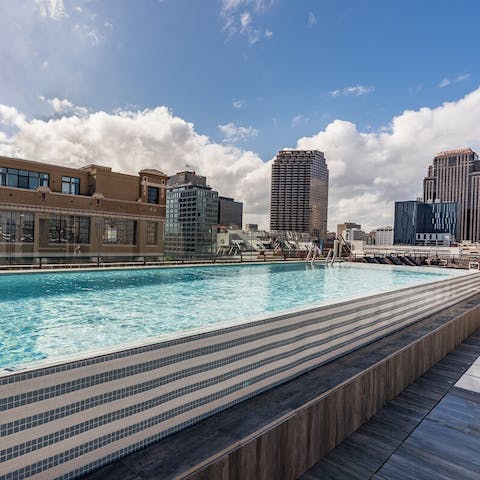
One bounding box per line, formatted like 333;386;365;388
0;250;309;270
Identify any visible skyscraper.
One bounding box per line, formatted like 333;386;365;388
218;196;243;229
270;149;329;239
164;171;218;258
423;148;480;241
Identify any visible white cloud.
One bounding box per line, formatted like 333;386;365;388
0;105;270;227
329;85;375;97
307;12;317;27
74;23;105;46
220;0;276;44
219;122;258;142
39;96;89;117
438;73;470;88
2;88;480;232
232;99;246;109
35;0;68;20
291;114;308;127
0;105;26;128
297;87;480;230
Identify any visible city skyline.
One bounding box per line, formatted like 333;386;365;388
1;1;480;231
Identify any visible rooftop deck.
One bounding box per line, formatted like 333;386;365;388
302;330;480;479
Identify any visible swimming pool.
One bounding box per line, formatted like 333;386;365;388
2;262;478;480
0;262;466;368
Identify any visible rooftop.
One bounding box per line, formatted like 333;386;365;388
435;148;476;156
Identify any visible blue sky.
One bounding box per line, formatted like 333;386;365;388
1;0;480;229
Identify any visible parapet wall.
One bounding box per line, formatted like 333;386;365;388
1;272;479;480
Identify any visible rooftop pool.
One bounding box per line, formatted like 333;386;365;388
0;262;467;369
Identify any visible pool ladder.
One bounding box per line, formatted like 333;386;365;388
325;248;336;266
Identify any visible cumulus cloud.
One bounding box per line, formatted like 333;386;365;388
218;122;258;142
39;96;88;117
297;87;480;230
220;0;276;44
438;73;470;88
2;88;480;232
329;85;375;97
0;105;271;227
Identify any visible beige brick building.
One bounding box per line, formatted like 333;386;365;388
0;155;168;261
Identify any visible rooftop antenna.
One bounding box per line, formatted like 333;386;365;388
185;163;195;174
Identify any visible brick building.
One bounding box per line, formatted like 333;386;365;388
0;156;168;261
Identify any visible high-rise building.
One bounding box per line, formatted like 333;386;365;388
270;149;329;239
394;200;458;245
423;148;480;241
218;196;243;229
164;171;218;258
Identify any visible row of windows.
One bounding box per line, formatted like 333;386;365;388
0;211;159;246
0;167;83;195
0;168;49;190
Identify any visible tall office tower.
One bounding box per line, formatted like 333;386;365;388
423;148;480;241
164;171;218;258
218;196;243;229
270;150;329;239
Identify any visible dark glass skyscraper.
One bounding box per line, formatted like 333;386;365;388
270;150;329;239
218;196;243;229
394;200;458;245
164;172;218;258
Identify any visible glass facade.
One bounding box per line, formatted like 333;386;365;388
103;218;136;245
218;196;243;229
394;201;458;245
49;215;90;244
0;167;49;190
165;184;218;257
61;176;80;195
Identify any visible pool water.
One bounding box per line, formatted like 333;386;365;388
0;262;463;368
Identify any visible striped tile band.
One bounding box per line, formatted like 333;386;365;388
0;272;479;480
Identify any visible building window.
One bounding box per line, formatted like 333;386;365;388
147;186;160;204
49;216;90;244
0;211;34;243
62;176;80;195
103;218;136;244
146;222;158;245
0;168;49;190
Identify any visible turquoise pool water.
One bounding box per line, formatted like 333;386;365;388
0;262;463;368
